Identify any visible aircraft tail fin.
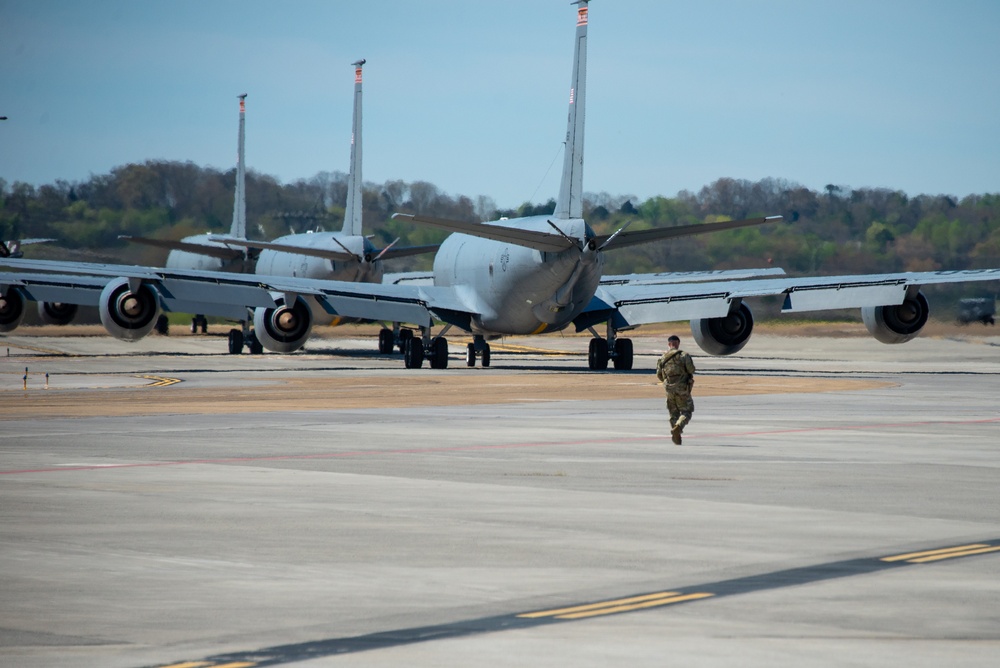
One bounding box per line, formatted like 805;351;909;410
343;60;365;237
230;94;248;240
554;1;589;220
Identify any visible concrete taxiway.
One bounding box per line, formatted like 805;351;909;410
1;326;999;667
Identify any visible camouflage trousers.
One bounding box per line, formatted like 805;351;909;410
665;387;694;428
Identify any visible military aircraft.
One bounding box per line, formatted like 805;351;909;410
1;62;435;354
2;0;1000;369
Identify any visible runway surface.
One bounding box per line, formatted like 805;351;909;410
1;326;999;667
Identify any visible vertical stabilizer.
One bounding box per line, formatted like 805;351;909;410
343;59;365;236
230;94;248;239
554;1;589;220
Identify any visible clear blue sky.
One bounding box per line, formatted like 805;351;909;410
2;0;998;209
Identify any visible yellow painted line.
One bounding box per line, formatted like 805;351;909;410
907;545;1000;564
491;343;578;356
558;592;715;619
880;543;989;562
140;375;182;387
158;662;212;668
211;663;257;668
518;591;714;620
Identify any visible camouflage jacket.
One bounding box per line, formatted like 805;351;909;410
656;349;695;392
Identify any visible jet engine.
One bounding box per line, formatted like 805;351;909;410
98;277;161;341
861;291;929;344
691;301;754;356
37;301;78;326
252;295;313;353
0;287;26;332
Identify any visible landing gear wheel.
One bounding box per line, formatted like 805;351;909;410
430;337;449;369
228;328;244;355
154;315;169;336
613;338;634;370
466;342;476;367
247;331;264;355
404;338;424;369
378;328;394;354
588;338;609;370
481;344;491;368
398;329;413;354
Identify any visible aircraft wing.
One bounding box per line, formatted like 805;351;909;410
578;269;1000;330
384;271;434;286
1;272;108;306
120;235;246;261
0;258;453;329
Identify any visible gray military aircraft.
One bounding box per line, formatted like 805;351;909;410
1;63;435;354
2;0;1000;369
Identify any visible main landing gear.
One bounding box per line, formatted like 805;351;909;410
377;324;449;369
587;323;633;371
465;335;491;368
227;322;263;355
402;326;449;369
190;314;208;334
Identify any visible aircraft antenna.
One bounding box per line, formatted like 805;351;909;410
524;141;565;209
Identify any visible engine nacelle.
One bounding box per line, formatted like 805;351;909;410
861;291;929;344
0;287;26;333
691;301;754;356
37;301;78;326
98;277;161;341
253;295;313;353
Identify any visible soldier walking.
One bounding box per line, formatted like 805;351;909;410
656;335;696;444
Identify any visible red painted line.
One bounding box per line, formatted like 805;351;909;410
2;416;997;476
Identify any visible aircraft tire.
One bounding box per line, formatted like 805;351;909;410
466;342;476;367
247;331;264;355
481;344;491;368
398;329;413;354
404;338;424;369
228;329;244;355
588;338;609;370
155;315;169;336
378;328;394;354
613;338;634;370
430;337;449;369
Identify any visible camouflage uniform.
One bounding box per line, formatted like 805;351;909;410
656;348;695;444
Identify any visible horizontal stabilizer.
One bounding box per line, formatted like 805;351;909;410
377;244;441;261
601;267;786;286
207;236;439;263
595;216;783;251
392;214;576;253
120;235;245;261
208;236;357;262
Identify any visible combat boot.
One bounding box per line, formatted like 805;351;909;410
671;415;688;445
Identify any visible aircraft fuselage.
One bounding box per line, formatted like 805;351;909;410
432;215;603;335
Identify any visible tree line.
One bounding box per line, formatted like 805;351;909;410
2;162;998;316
